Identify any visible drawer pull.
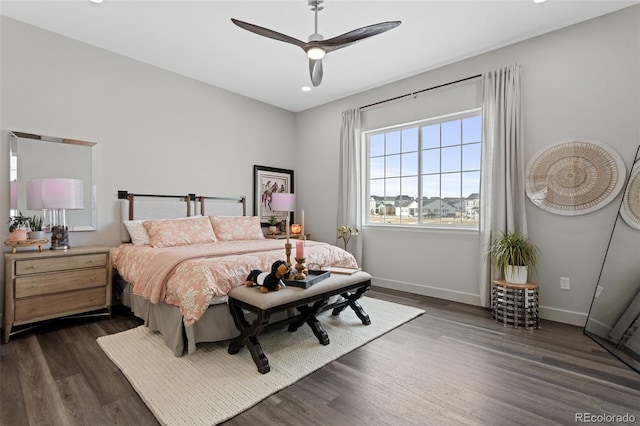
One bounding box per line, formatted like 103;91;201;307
87;259;96;264
90;296;95;301
90;277;96;281
31;307;37;311
27;265;39;270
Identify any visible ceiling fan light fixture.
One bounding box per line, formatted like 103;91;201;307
231;1;400;87
306;47;325;60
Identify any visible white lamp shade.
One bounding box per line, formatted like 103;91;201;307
28;178;84;210
26;179;44;209
271;193;295;212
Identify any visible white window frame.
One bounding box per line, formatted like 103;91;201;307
364;108;482;230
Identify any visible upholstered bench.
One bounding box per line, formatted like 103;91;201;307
227;271;372;374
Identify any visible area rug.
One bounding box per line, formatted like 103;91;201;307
97;297;424;426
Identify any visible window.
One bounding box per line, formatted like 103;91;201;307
366;110;481;228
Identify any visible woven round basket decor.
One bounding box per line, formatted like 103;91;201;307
526;138;626;216
621;160;640;230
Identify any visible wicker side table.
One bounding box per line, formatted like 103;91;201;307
491;279;540;329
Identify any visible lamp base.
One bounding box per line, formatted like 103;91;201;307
50;225;70;250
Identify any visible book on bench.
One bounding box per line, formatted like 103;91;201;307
321;266;362;275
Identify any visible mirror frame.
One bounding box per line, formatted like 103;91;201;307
584;145;640;374
9;130;97;231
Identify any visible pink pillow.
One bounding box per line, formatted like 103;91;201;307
209;216;265;241
143;216;217;248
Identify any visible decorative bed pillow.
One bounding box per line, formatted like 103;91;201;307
144;216;217;248
209;216;265;241
123;220;151;245
123;216;202;245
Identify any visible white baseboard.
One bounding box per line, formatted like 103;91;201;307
583;317;612;337
372;276;589;327
538;305;588;327
372;277;482;306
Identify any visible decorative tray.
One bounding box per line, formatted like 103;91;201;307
4;239;49;254
285;270;330;289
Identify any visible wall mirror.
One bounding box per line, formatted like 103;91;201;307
9;131;97;231
585;145;640;373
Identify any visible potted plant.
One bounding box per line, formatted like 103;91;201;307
268;215;280;235
487;230;539;284
337;225;358;252
8;212;31;241
28;215;46;240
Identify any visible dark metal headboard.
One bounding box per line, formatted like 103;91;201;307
117;191;247;243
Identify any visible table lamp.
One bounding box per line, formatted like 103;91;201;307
271;192;295;264
29;178;84;249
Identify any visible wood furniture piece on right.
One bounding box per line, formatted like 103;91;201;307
227;271;372;373
3;246;112;343
491;279;540;330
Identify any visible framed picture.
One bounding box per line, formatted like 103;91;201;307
253;165;294;226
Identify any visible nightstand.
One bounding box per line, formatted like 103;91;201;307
265;234;310;240
3;246;112;343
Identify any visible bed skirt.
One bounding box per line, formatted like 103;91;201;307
114;275;239;356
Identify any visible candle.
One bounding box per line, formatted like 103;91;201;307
296;240;305;258
301;209;304;238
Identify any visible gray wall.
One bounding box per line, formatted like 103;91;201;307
1;16;297;245
1;7;639;327
0;17;296;321
295;6;640;325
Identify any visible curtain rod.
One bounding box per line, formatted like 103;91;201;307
359;74;483;111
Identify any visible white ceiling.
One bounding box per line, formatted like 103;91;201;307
1;0;638;112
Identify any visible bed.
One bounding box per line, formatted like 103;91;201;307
112;192;358;356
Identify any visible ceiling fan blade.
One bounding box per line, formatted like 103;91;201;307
321;21;401;52
231;18;308;51
309;58;323;87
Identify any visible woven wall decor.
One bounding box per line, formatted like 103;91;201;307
620;161;640;230
526;138;626;216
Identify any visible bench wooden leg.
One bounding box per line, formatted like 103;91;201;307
227;300;272;374
246;336;270;374
331;286;371;325
307;315;330;345
288;299;330;345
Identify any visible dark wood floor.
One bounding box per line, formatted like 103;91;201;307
2;288;640;426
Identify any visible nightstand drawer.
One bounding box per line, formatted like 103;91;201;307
14;287;106;323
15;268;107;298
15;253;108;276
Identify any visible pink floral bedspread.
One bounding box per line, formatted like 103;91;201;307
111;240;357;326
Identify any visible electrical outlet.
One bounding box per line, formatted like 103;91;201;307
595;286;603;298
560;277;570;290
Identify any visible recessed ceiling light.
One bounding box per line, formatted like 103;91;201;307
301;86;311;92
533;0;547;3
90;0;104;4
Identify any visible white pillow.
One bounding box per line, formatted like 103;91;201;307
123;220;150;245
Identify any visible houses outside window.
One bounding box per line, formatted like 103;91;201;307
366;109;481;229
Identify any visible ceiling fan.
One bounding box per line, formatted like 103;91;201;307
231;0;401;87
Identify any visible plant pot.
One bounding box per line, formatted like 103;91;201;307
28;230;46;240
268;226;278;234
9;229;29;241
505;265;528;284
